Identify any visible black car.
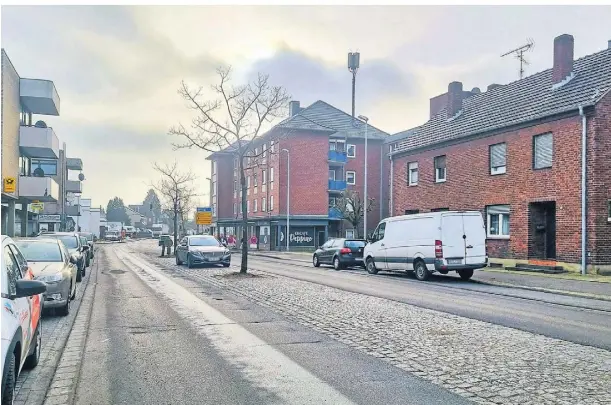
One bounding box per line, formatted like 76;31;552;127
78;232;95;261
37;232;89;281
312;238;366;270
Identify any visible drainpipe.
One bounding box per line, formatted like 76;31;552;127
379;145;383;220
389;152;394;216
579;105;587;276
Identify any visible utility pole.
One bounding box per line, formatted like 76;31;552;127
358;115;369;239
348;52;360;118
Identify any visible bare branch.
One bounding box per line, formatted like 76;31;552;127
333;190;376;238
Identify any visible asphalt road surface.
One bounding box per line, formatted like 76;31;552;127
73;245;470;405
241;254;611;351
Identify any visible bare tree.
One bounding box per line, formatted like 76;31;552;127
333;190;376;238
151;161;198;252
169;67;290;273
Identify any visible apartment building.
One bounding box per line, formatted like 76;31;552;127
1;49;85;236
388;34;611;272
209;100;390;250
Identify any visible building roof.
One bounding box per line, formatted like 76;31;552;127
391;47;611;154
280;100;389;140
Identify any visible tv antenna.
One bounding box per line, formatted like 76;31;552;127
501;38;535;79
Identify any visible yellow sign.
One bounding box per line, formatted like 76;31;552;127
3;177;16;193
196;212;212;225
31;202;44;213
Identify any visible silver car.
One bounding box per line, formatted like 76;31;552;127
15;238;78;316
175;235;231;268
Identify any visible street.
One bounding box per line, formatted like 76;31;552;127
27;240;608;405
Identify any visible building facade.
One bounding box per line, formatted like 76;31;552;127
210;100;390;250
389;35;611;272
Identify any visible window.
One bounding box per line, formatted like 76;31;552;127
262;169;267;184
255;147;259;156
247;200;250;213
434;155;446;182
372;222;386;242
329;141;336;151
431;208;449;212
347;144;356;158
533;133;553;169
263;143;267;158
346;171;356;185
19;156;31;176
212;161;217;175
8;245;26;277
253;199;258;212
270;167;274;182
329;197;337;207
247;176;251;188
3;247;19;297
405;209;419;215
269;196;274;211
408;162;418;186
270;140;275;153
233;203;237;215
329;170;336;181
31;158;57;176
487;205;510;238
490;143;507;175
254;173;258;187
345;229;355;238
336;140;345;152
262;197;266;212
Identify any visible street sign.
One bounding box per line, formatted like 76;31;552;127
3;177;16;193
31;202;44;213
39;214;61;222
195;207;212;225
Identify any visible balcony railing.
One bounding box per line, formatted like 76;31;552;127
19;125;60;159
328;150;347;164
328;180;347;192
19;78;60;116
66;157;83;171
328;207;343;219
65;180;82;193
18;176;60;202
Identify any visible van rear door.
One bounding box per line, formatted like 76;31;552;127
440;214;466;264
462;212;487;265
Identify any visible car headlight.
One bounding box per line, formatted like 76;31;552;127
190;250;202;256
38;273;63;283
223;250;231;257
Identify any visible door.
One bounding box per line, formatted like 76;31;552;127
528;202;556;260
462;213;487;265
441;214;466;263
4;246;32;368
367;222;387;270
317;231;326;248
319;240;335;264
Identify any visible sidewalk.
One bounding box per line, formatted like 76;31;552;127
247;251;611;301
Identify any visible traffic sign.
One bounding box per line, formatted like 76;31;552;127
31;202;44;213
3;177;16;193
195;207;212;225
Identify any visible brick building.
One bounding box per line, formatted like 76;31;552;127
208;100;389;250
388;34;611;272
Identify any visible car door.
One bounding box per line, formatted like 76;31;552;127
8;244;41;335
61;243;77;287
319;240;334;264
178;237;188;261
367;223;388;270
4;246;32;369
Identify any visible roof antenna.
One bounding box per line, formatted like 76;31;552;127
501;38;535;79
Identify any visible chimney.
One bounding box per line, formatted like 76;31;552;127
608;39;611;49
446;81;463;118
487;84;501;91
552;34;574;84
289;100;301;117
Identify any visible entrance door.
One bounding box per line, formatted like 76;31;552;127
270;226;277;250
317;231;326;248
529;201;556;260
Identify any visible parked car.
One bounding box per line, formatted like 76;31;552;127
175;235;231;268
36;233;89;281
78;236;90;268
15;238;78;316
313;238;366;270
105;231;120;242
2;236;47;405
78;232;95;261
364;211;488;281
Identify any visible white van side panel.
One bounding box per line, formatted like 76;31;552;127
463;213;487;265
385;216;438;271
441;214;466;260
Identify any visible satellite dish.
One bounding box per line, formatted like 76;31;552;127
78;172;85;181
34;120;47;128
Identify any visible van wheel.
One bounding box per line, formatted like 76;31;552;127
414;260;431;281
458;269;474;280
312;255;320;267
366;258;378;274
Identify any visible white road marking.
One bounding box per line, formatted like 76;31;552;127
115;248;356;405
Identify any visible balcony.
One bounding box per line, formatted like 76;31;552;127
18;176;60;202
19;78;60;116
329;207;343;220
328;150;347;164
19;126;60;159
66;157;83;171
328;180;347;193
65;180;82;194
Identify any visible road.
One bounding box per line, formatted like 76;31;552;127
73;244;469;405
241;254;611;351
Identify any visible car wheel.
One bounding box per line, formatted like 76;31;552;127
176;254;183;265
70;282;76;300
366;258;378;274
187;254;193;269
458;269;474;281
81;261;86;277
223;263;230;268
2;353;16;405
24;325;41;369
58;295;71;316
333;256;342;271
76;268;82;282
85;257;90;268
414;260;431;281
313;254;320;267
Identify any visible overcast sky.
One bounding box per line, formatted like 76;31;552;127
2;5;610;209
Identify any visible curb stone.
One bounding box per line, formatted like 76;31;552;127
42;252;99;405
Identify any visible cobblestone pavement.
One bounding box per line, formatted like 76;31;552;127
14;260;94;405
129;242;611;405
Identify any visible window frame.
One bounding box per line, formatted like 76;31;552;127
345;229;355;239
253;199;258;212
347;144;356;158
262;197;266;212
31;158;58;176
489;142;507;175
434;155;446;183
408;162;418;186
269;195;274;211
533;133;553;170
486;205;511;239
346;171;356;185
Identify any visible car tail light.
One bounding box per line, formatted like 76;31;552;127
435;240;443;258
340;248;351;255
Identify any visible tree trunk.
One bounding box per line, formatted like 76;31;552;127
239;158;248;274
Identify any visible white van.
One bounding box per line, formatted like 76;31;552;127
363;211;487;281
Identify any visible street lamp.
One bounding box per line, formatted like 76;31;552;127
282;148;290;252
358;115;369;239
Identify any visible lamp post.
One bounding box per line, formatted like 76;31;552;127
358;115;369;239
206;176;212;235
282;148;290;252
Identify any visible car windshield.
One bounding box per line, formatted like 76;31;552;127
345;240;366;248
48;235;79;249
189;237;220;247
16;241;62;262
80;233;93;241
